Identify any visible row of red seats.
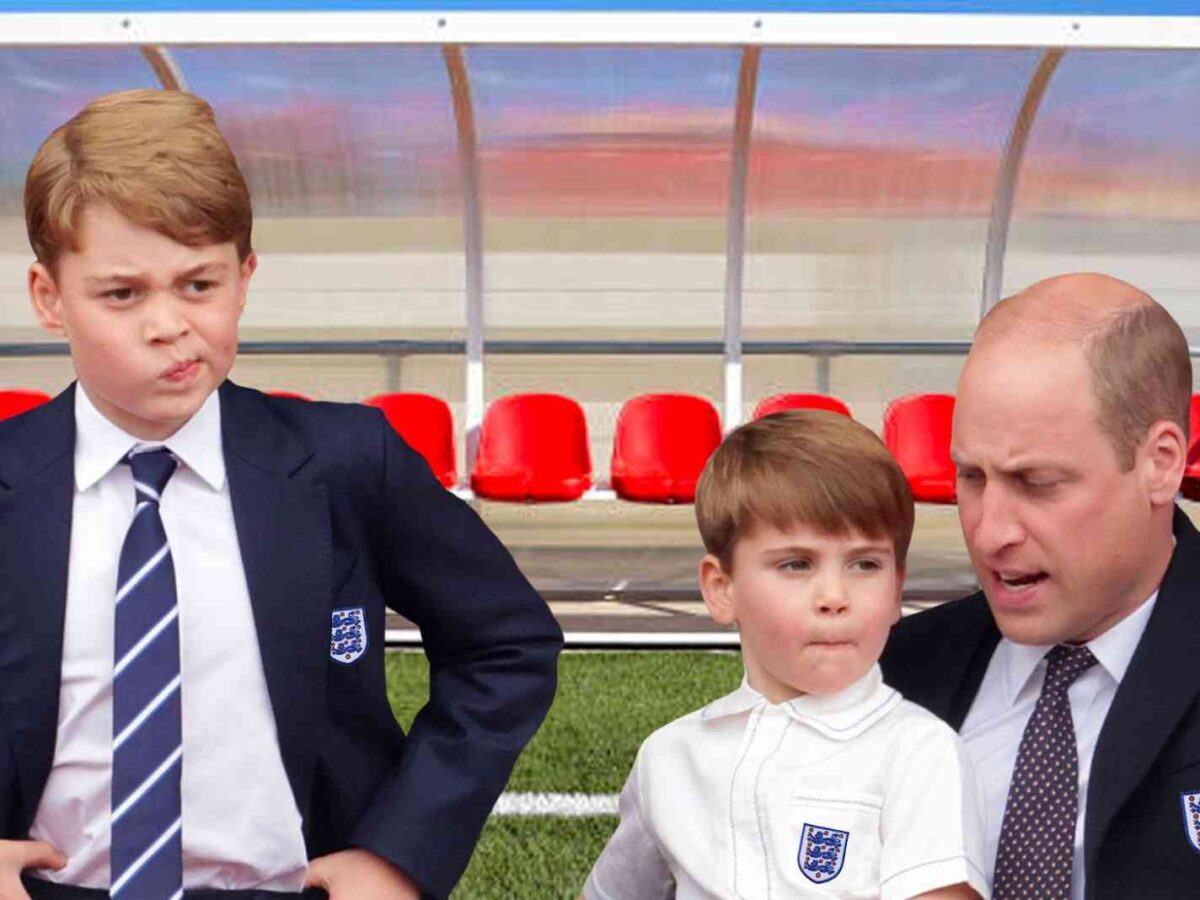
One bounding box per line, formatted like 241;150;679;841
7;388;1199;504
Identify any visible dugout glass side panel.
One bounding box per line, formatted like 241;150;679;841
173;46;467;346
467;46;736;490
742;48;1038;434
0;48;160;370
1005;50;1200;342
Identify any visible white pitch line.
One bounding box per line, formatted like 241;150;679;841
386;629;741;648
492;792;619;817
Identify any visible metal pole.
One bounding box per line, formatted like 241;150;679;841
723;46;760;432
443;46;485;476
981;48;1064;318
140;46;187;91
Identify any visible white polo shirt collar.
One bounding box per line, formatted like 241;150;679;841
74;386;225;493
701;664;901;741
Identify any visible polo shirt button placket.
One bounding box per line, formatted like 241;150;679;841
729;704;789;900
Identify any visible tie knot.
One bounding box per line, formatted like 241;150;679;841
1044;643;1097;691
124;448;177;500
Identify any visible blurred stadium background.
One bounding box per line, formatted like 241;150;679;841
5;5;1200;895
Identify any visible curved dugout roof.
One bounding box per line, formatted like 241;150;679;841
1;1;1199;433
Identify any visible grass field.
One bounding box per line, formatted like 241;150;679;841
385;649;743;899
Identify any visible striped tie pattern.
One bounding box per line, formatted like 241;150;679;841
993;644;1098;900
111;448;183;900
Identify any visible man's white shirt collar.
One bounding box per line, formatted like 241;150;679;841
74;386;225;492
1000;589;1159;707
700;663;901;740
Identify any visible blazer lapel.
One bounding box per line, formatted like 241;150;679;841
945;594;1002;731
220;382;331;826
0;386;75;830
1085;507;1200;878
886;592;1000;730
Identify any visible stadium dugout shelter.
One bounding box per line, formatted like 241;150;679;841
4;1;1200;645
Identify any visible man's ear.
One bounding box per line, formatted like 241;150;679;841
1141;419;1187;506
699;554;736;625
28;262;66;337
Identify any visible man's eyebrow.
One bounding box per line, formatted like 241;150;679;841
999;461;1072;475
950;455;1071;474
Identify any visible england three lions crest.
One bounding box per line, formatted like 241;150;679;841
331;607;367;664
1181;792;1200;854
799;823;848;884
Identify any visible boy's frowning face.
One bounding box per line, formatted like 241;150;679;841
700;521;903;702
29;204;254;440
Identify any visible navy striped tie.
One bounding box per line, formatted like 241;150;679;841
111;448;183;900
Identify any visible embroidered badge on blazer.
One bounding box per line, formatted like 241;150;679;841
798;824;848;883
1181;791;1200;854
331;607;367;664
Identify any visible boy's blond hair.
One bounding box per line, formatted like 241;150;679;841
25;89;252;269
696;410;914;571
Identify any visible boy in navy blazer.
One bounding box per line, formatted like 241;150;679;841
0;89;561;900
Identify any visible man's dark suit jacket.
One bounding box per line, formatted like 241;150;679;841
0;381;563;899
881;507;1200;898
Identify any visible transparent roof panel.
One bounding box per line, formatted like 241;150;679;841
1005;50;1200;334
472;47;739;220
173;47;465;339
470;47;739;339
745;48;1039;341
0;48;159;224
173;46;461;221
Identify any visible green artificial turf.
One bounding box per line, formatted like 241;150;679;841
385;649;744;897
386;649;743;793
452;816;617;899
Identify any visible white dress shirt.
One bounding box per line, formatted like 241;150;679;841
960;591;1158;900
586;665;989;900
28;386;308;890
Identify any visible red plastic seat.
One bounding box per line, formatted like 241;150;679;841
268;390;311;401
883;394;957;504
611;394;722;504
365;393;457;489
471;394;591;502
1182;395;1200;501
0;389;51;421
753;393;851;420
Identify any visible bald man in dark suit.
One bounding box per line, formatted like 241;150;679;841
882;273;1200;899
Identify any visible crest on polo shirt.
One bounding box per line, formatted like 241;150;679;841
1180;792;1200;853
330;607;367;664
798;823;848;884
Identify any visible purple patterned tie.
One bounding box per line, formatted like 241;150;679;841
993;644;1097;900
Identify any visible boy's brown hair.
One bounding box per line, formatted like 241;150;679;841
695;409;915;571
25;89;252;270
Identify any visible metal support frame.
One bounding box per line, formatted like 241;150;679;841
6;12;1200;50
981;48;1064;317
0;337;980;358
722;46;760;432
140;45;187;90
816;354;832;395
443;45;485;474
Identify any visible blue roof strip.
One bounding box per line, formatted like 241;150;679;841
0;1;1198;13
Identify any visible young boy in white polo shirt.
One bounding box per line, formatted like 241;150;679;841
584;410;988;899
